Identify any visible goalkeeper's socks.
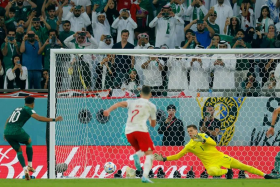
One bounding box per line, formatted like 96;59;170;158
28;162;32;167
143;155;153;178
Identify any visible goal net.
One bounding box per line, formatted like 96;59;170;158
49;49;280;179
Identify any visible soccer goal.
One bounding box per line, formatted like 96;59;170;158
49;48;280;179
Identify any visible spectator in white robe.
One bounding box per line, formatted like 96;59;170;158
96;35;114;89
210;0;231;7
211;41;236;91
186;0;208;32
64;31;99;88
98;35;114;49
112;8;137;44
149;5;184;48
213;0;233;34
134;33;150;49
168;0;186;46
141;45;164;96
70;0;92;15
166;50;189;96
187;45;210;92
65;5;91;32
92;4;111;42
134;33;151;85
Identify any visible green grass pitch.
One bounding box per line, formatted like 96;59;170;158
1;179;280;187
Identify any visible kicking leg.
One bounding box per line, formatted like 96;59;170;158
133;150;144;171
141;150;154;183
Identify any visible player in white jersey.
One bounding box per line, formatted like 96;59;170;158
104;86;156;183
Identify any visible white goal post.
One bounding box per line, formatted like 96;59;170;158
49;49;280;179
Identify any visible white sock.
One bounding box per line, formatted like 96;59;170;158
28;162;32;167
23;166;27;172
143;155;153;178
135;151;144;158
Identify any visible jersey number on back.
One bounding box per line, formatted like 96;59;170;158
131;109;140;122
8;111;21;123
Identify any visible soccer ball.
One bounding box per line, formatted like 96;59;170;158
104;162;116;173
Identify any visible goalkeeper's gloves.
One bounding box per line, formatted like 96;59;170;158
193;134;206;143
154;153;167;162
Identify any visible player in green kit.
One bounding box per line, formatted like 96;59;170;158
3;96;63;180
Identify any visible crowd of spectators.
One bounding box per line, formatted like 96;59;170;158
0;0;279;97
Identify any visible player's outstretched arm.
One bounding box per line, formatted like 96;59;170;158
31;114;63;122
103;101;128;116
154;146;189;162
267;107;280;137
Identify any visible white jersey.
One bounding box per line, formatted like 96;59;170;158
125;98;157;134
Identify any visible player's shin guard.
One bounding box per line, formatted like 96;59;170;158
17;152;26;168
143;155;153;178
133;151;144;171
26;143;33;167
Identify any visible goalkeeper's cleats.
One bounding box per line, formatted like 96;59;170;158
28;166;36;173
264;174;279;179
141;176;153;183
133;154;142;171
24;169;30;181
226;169;233;179
126;167;136;178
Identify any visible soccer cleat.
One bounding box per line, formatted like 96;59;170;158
126;167;136;178
133;154;142;171
28;166;36;173
24;169;30;181
141;176;154;183
226;169;233;179
264;174;279;179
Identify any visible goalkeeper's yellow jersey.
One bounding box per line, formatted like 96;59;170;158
166;133;225;168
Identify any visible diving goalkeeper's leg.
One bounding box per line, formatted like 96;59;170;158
230;158;278;179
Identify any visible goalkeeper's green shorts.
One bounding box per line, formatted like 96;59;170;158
5;132;30;151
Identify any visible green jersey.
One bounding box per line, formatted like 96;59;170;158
4;106;36;135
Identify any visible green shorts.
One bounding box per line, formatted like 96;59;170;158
4;132;30;151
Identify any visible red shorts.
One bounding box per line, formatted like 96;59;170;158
126;131;155;152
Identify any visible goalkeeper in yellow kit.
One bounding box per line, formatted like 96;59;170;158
154;125;278;179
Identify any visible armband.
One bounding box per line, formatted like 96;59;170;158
163;157;167;162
